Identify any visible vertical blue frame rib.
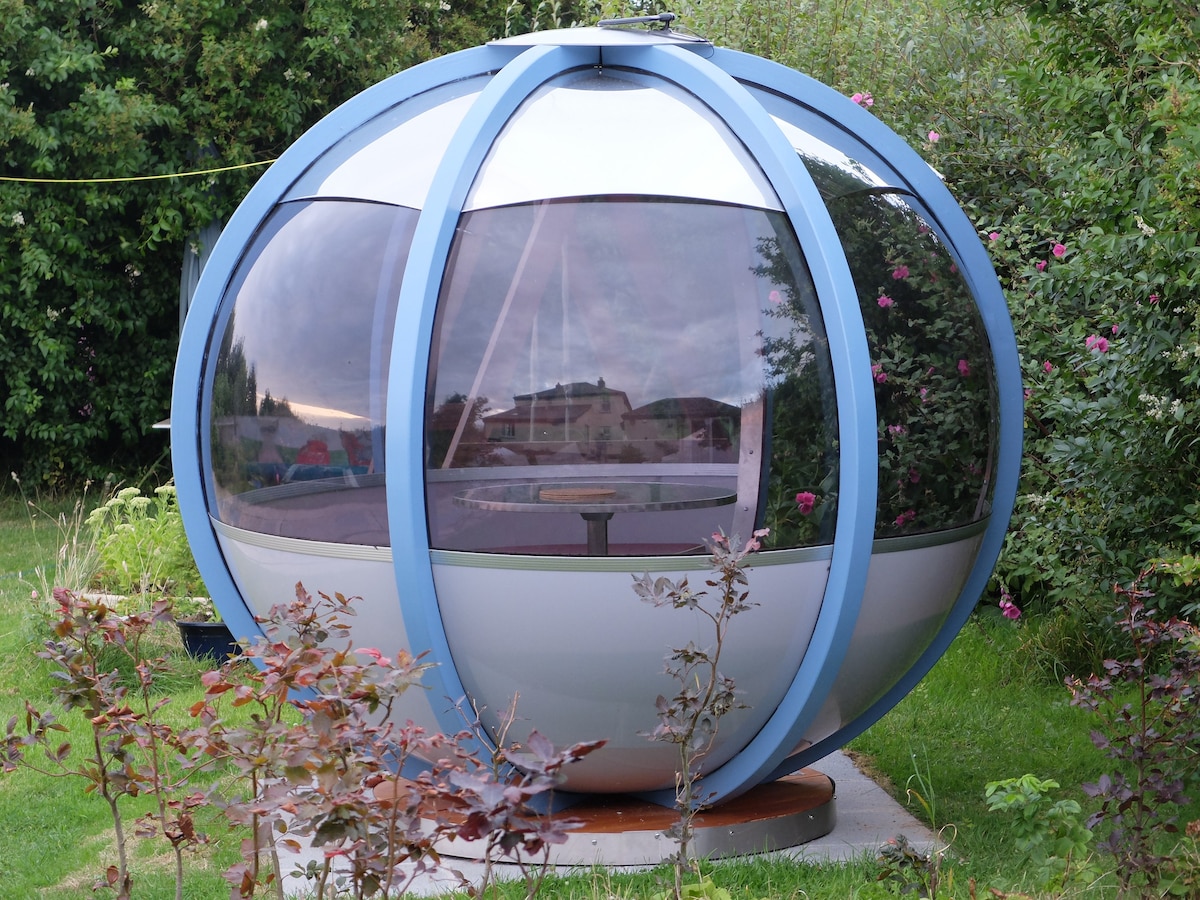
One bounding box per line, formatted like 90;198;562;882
172;44;521;650
707;49;1024;777
385;43;600;747
600;43;878;808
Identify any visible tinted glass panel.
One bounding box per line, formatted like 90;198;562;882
285;77;487;208
206;200;417;544
425;198;836;555
465;69;781;211
823;191;998;535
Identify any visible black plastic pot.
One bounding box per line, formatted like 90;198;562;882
177;620;240;661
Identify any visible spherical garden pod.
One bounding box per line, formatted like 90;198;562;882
172;21;1021;809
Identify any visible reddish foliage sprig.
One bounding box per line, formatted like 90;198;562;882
1066;572;1200;893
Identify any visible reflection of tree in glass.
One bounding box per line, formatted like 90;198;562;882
754;236;839;549
258;390;296;419
427;392;495;469
210;316;259;492
828;191;996;536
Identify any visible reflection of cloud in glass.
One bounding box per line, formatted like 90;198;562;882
272;397;372;429
430;200;805;415
770;117;892;195
228;203;414;426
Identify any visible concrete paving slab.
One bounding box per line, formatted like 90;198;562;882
785;750;938;863
275;749;938;897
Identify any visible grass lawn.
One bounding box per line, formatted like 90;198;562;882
0;491;1195;898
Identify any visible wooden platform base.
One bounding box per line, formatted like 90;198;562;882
443;769;837;866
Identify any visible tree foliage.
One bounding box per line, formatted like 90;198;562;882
945;0;1200;623
7;0;1199;639
0;0;577;483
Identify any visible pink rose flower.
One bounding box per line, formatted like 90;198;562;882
1043;360;1053;373
877;294;894;308
894;509;916;527
957;358;971;377
927;130;940;143
1052;242;1067;257
872;363;887;384
769;289;782;304
891;265;910;280
1085;334;1110;353
988;232;1000;241
1035;260;1047;271
795;491;816;515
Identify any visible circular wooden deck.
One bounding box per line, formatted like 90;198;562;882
427;769;836;866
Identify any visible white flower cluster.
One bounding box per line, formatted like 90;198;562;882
10;211;25;226
1162;343;1200;367
1138;392;1184;421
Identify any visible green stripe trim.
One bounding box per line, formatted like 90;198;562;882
211;518;393;562
211;514;989;569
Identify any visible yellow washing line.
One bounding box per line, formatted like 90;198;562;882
0;158;275;184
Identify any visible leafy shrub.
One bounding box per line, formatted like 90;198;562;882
190;583;603;899
874;833;947;898
3;589;206;900
5;582;602;899
634;529;765;900
86;483;207;601
984;774;1096;890
953;0;1200;620
1066;574;1200;895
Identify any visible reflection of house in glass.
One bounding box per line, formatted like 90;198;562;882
623;396;739;463
482;378;631;463
479;378;740;465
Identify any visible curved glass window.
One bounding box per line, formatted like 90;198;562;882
205;199;418;544
465;69;781;211
284;76;488;208
425;198;836;555
823;190;997;535
755;85;1000;537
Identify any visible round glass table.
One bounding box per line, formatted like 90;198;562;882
452;481;737;555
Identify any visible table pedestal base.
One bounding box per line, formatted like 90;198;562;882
581;511;614;555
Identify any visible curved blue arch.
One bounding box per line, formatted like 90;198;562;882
599;42;879;806
706;48;1023;776
384;42;601;748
